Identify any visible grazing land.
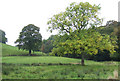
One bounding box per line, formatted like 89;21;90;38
1;43;119;79
2;56;118;79
1;43;46;56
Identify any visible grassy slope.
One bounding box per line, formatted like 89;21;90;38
1;43;46;56
2;56;98;65
2;56;118;65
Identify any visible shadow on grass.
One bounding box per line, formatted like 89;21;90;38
2;63;83;66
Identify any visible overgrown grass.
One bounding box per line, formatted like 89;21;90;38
2;64;118;79
1;43;46;56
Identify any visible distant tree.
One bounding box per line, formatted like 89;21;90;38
15;24;42;55
93;49;111;61
41;35;56;53
113;22;120;49
111;23;120;60
118;25;120;51
94;21;120;61
0;29;7;44
41;43;45;52
106;20;118;27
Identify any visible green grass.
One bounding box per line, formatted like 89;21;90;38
2;56;118;65
1;43;119;79
1;43;46;56
2;56;106;65
2;56;119;79
2;56;79;64
2;62;118;79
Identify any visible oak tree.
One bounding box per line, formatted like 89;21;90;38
15;24;42;55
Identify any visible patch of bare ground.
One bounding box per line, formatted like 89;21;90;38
108;70;118;80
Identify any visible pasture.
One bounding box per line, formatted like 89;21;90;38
1;43;119;79
2;56;119;79
1;43;46;56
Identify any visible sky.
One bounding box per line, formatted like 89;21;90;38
0;0;119;46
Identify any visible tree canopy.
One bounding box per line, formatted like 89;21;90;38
47;2;102;34
0;29;7;44
15;24;42;55
51;29;118;65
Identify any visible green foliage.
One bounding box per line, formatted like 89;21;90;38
15;24;42;55
110;24;120;61
96;26;114;35
93;50;111;61
47;2;102;34
0;29;7;44
113;24;120;50
96;21;120;61
47;2;114;65
41;35;56;53
51;29;118;57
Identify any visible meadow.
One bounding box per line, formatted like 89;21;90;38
1;43;46;56
2;56;118;79
1;43;119;80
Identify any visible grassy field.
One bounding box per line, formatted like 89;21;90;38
3;64;118;79
1;43;119;79
2;56;106;65
1;43;46;56
2;56;119;79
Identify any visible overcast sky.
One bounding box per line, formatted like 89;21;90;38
0;0;119;46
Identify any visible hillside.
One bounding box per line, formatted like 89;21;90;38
0;43;46;56
2;56;106;65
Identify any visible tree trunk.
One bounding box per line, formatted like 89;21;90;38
29;50;32;56
81;54;85;66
